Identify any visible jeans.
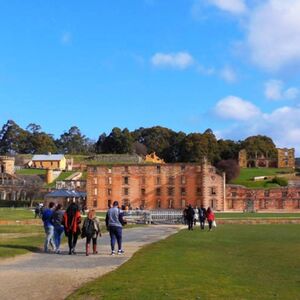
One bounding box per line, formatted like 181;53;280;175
68;232;79;252
187;218;194;230
44;225;55;252
200;218;206;230
54;225;64;250
109;226;122;251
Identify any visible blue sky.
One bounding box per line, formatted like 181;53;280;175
1;0;300;154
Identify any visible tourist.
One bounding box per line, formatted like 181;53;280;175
198;205;207;230
183;206;188;225
42;202;56;253
206;207;215;231
81;209;101;256
51;203;64;254
64;202;81;255
34;204;40;218
193;206;199;226
186;204;195;230
105;201;126;255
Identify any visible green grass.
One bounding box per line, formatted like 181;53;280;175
0;224;44;258
231;168;294;188
215;212;300;219
69;224;300;300
47;171;77;187
15;168;47;175
0;208;36;220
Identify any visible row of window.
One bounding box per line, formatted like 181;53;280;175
231;191;300;197
93;175;203;185
227;199;300;209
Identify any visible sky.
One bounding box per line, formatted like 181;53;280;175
1;0;300;154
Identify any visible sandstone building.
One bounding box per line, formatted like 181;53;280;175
239;148;295;168
86;160;225;210
0;156;15;175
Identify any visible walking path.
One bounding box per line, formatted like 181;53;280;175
0;225;182;300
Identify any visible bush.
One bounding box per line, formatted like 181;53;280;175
216;159;240;183
271;176;288;186
0;200;31;208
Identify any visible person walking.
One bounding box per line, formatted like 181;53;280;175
105;201;126;255
64;202;81;255
81;209;101;256
206;207;215;231
42;202;56;253
186;204;195;230
51;203;64;254
198;205;207;230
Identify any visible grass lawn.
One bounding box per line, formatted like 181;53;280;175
47;171;77;188
69;224;300;300
0;225;44;258
0;208;36;220
215;212;300;219
15;168;47;175
231;168;294;188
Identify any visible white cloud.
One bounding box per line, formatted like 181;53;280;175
264;80;299;100
151;52;195;69
215;96;261;121
247;0;300;71
207;0;247;15
61;32;72;45
219;66;237;83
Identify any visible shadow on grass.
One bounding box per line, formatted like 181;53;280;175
0;244;41;253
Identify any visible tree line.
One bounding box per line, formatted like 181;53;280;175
0;120;277;165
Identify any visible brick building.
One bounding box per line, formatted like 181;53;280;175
86;160;225;211
226;185;300;212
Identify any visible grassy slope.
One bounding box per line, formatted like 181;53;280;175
0;208;36;220
16;169;47;175
231;168;294;188
69;225;300;300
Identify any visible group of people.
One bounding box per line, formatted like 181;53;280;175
41;200;126;256
183;205;215;231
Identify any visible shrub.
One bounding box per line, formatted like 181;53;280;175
271;176;288;186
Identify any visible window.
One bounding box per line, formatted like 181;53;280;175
93;199;97;207
157;166;161;174
210;187;216;195
140;199;146;209
93;177;97;185
141;177;146;185
228;199;234;209
107;188;112;196
124;166;129;173
181;199;186;208
157;199;161;208
168;199;174;209
156;177;161;185
168;187;174;196
124;188;129;195
107;199;111;208
124;177;129;185
260;199;267;209
181;165;186;171
211;199;215;209
181;187;186;196
141;188;146;196
108;177;112;185
282;191;288;197
123;199;130;207
264;190;270;197
156;187;161;196
168;176;174;185
108;167;112;173
94;188;97;196
181;176;186;185
231;192;237;197
196;187;202;196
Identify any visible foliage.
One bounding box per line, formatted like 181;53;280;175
216;159;240;182
69;225;300;300
218;139;241;160
271;176;288;186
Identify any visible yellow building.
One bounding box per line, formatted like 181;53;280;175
30;154;67;170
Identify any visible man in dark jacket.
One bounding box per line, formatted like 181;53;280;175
186;204;195;230
198;205;207;230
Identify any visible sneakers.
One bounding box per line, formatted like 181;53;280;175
111;251;116;256
118;250;125;255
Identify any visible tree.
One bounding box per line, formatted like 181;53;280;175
57;126;89;154
218;139;241;160
0;120;29;154
216;159;240;183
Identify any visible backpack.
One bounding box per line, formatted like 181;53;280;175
81;219;95;238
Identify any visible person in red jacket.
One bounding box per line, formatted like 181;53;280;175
64;202;81;255
206;207;215;231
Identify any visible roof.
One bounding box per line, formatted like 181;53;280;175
45;189;86;198
32;154;65;161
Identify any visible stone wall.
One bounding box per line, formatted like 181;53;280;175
277;148;295;168
0;156;15;175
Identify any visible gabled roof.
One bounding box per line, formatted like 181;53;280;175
45;189;86;198
32;154;65;161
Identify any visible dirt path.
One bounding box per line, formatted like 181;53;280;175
0;225;182;300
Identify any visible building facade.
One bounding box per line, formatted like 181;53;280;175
29;154;67;170
226;184;300;212
86;160;225;210
0;156;15;175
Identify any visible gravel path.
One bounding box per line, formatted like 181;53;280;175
0;225;181;300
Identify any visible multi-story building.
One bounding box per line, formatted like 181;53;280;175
86;160;225;211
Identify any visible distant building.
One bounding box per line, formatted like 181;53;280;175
29;154;67;170
0;156;15;175
44;189;86;208
238;148;295;169
86;159;225;211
